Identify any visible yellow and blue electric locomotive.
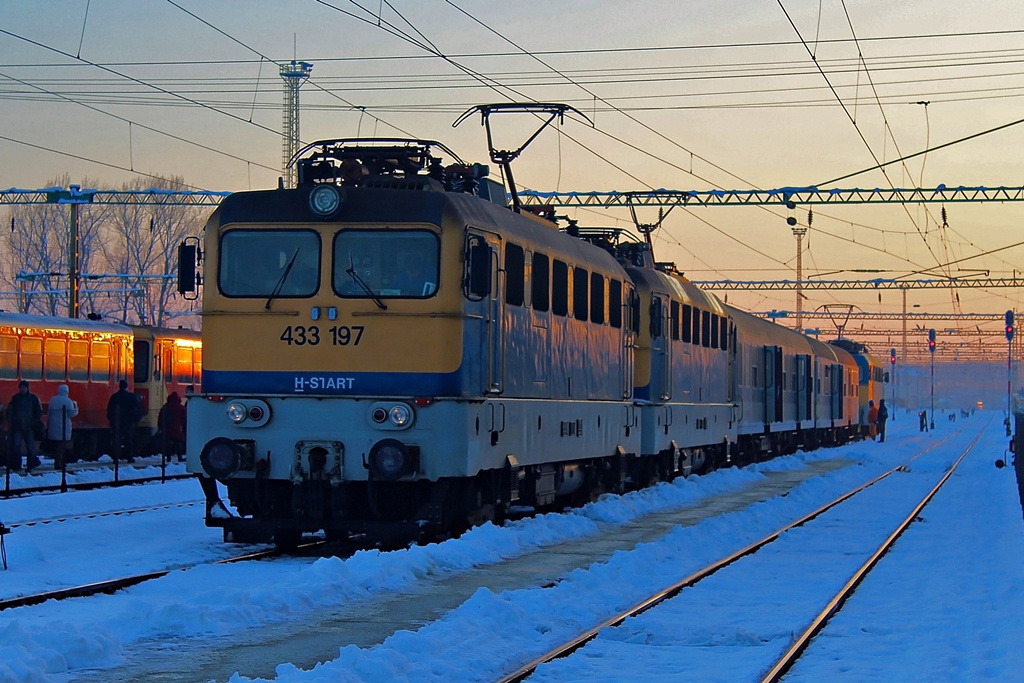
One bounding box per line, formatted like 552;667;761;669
184;136;869;548
185;139;640;546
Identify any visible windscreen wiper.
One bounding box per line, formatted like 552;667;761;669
346;259;387;310
265;249;299;309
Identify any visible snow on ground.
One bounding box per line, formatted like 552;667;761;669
0;414;1022;682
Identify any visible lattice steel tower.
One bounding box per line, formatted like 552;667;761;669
280;60;313;188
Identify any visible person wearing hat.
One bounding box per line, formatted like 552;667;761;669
7;380;43;473
47;385;79;469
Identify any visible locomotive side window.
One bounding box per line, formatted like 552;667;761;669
221;229;321;298
692;308;701;346
0;335;17;379
720;318;729;350
608;279;622;328
670;301;680;340
710;314;719;348
532;253;550;312
552;259;569;316
45;338;67;381
20;337;42;380
591;273;605;324
68;341;89;381
91;341;110;382
682;305;692;342
505;243;525;306
701;310;712;348
573;267;588;321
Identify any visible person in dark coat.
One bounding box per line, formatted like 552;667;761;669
158;392;187;461
8;380;43;473
876;399;889;443
107;379;142;463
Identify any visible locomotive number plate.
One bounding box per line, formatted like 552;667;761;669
279;325;365;346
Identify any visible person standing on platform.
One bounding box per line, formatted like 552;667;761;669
8;380;43;473
46;384;79;469
867;400;879;441
107;379;142;463
876;399;889;443
158;392;187;461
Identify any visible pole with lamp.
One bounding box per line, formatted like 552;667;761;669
928;328;936;431
1006;310;1014;437
889;347;897;421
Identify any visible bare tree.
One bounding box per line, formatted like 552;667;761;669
99;175;205;327
2;174;206;328
1;173;108;316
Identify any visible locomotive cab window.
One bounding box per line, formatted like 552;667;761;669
220;229;321;298
335;229;439;299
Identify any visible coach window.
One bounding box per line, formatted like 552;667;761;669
532;253;550;312
682;305;692;342
221;229;321;297
692;308;701;346
608;279;623;328
91;341;110;382
68;341;89;381
0;336;17;379
134;340;151;383
701;310;712;348
590;273;605;324
505;243;525;306
20;337;42;381
552;259;569;316
573;267;589;321
194;348;203;384
176;347;194;384
45;338;67;381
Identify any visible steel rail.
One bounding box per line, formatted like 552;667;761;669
495;431;961;683
759;425;984;682
0;539;327;611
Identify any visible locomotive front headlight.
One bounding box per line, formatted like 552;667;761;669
309;184;341;216
389;405;411;426
227;402;248;424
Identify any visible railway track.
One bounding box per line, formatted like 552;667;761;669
498;423;984;683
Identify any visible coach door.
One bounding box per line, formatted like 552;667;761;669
829;363;844;420
763;345;783;423
795;354;811;422
465;231;504;394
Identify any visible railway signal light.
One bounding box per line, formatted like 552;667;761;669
928;328;936;354
1006;310;1015;342
890;347;897;366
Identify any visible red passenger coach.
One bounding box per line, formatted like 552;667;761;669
0;313;133;457
130;325;203;435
